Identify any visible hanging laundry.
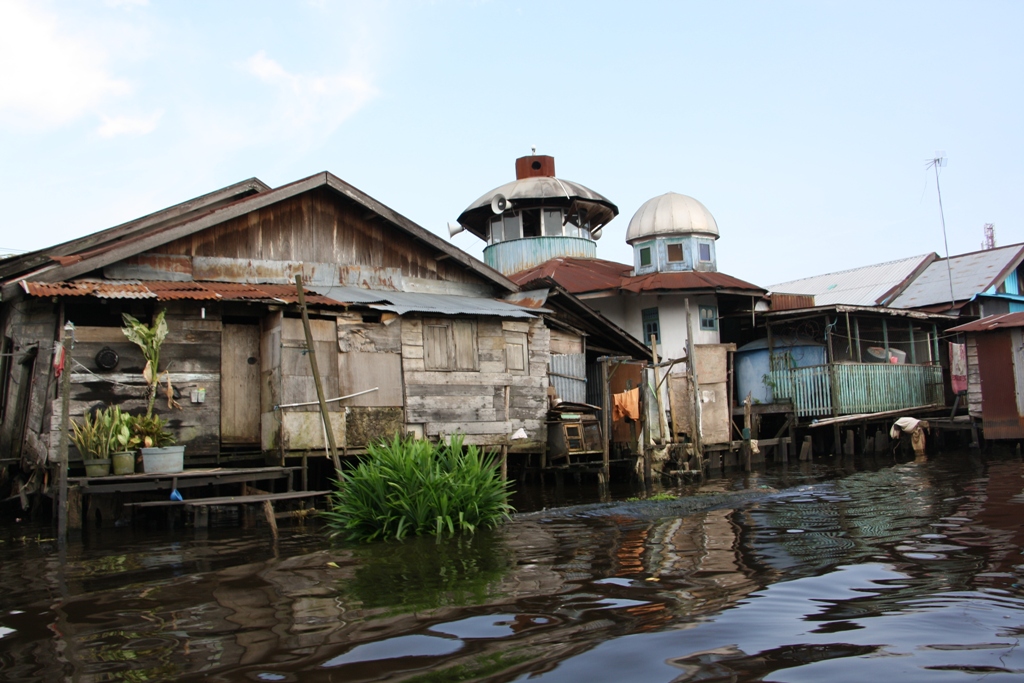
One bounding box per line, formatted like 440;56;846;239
613;387;640;422
949;342;968;395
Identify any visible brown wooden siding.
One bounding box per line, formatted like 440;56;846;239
153;189;487;286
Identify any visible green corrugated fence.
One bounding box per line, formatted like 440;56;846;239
768;363;944;417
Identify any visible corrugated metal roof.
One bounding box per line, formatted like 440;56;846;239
20;279;339;305
21;279;538;318
889;244;1024;309
948;312;1024;333
510;257;630;294
367;291;538;318
509;256;764;295
768;254;933;307
621;270;763;294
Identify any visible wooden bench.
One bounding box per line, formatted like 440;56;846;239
125;490;331;536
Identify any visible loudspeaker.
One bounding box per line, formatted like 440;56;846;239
448;222;465;237
490;194;512;214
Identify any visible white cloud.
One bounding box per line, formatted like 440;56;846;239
97;109;164;138
242;49;378;140
0;1;131;128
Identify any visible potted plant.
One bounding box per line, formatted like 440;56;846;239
132;414;183;474
122;310;184;474
110;408;140;475
71;407;116;477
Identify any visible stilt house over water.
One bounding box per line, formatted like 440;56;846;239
0;172;648;497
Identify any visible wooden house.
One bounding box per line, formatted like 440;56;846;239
0;172;648;493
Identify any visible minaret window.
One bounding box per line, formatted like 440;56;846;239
639;247;652;267
502;212;522;240
698;243;712;262
522;209;541;237
543;209;563;236
667;244;684;262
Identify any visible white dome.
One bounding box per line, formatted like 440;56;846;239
625;192;719;243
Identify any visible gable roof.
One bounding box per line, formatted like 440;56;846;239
509;256;764;296
888;243;1024;311
768;254;935;307
1;172;517;300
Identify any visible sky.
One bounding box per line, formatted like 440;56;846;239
1;0;1021;288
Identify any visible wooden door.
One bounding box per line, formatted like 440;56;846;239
221;324;261;444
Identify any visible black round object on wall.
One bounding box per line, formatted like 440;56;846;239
95;346;119;370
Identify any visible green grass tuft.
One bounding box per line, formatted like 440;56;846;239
322;434;514;542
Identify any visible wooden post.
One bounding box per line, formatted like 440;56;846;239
800;435;813;461
684;299;702;462
874;428;888;454
262;500;279;540
844;429;855;456
853;316;862;362
57;323;73;541
600;359;611;482
294;275;341;473
742;393;752;472
500;444;508;482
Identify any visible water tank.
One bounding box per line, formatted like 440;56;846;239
735;337;826;404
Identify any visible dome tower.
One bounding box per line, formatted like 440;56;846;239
455;154;618;276
626;192;719;275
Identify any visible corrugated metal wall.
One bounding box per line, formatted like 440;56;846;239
483;237;596;275
551;353;586;404
770;363;944;417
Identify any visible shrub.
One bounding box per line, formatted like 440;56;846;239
323;434;514;542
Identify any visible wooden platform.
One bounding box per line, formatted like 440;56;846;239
124;489;330;535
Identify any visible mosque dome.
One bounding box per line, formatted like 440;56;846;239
625;192;719;244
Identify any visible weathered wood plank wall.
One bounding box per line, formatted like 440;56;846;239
151;190;489;288
401;315;548;450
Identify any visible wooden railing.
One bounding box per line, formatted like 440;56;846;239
767;363;944;417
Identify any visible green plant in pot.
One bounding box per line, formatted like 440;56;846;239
71;407;116;477
110;408;140;475
122;310;184;473
121;309;169;420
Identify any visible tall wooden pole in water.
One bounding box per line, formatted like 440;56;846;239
57;323;73;541
294;275;341;473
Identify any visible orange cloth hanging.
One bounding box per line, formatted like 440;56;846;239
612;387;640;422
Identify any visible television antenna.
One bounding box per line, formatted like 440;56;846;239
982;223;995;250
926;151;956;311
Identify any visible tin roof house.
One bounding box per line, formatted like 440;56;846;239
0;171;648;502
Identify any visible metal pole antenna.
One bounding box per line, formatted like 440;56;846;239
928;153;955;310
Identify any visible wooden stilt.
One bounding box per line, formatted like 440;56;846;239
800;435;813;461
262;500;279;540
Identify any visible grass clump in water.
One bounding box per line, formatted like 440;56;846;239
323;433;514;542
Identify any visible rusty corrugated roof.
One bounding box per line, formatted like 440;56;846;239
510;258;632;293
20;279;342;305
948;312;1024;333
509;257;764;295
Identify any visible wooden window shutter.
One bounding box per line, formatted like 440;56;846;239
452;320;479;370
505;332;528;374
423;323;451;370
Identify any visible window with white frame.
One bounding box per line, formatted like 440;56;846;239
699;305;717;331
642;308;661;346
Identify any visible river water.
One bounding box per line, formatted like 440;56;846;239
2;449;1024;681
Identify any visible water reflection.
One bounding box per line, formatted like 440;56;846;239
0;451;1023;681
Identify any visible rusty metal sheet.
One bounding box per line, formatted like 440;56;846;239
949;312;1024;333
770;293;816;311
504;288;550;309
977;330;1024;439
20;278;347;305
